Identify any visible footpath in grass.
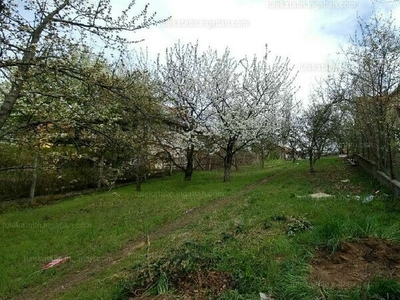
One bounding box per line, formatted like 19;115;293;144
2;157;400;299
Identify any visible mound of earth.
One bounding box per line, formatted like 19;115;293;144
131;270;235;300
175;270;235;299
310;237;400;288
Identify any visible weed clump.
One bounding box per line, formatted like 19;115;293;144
285;216;313;236
123;241;235;298
271;214;287;222
312;220;344;254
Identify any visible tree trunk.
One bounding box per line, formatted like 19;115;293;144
223;157;232;182
29;156;38;203
135;173;141;191
97;155;104;189
223;138;236;182
261;147;265;169
184;145;194;181
135;155;142;191
309;151;315;174
376;133;381;170
387;125;395;179
0;84;23;133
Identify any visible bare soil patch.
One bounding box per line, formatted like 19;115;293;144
310;237;400;288
130;270;235;300
175;270;235;299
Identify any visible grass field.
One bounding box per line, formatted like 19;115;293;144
1;157;400;299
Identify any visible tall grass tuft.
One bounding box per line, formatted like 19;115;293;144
276;259;319;300
311;220;344;254
365;278;400;300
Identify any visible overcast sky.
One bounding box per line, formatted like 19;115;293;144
120;0;400;104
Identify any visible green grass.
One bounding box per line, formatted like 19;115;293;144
0;163;279;298
1;157;400;299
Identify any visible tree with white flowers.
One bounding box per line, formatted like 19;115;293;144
202;47;297;181
6;47;163;198
0;0;166;136
155;42;212;181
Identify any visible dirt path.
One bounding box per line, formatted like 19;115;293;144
15;172;281;299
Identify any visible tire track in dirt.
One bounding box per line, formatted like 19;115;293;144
14;170;283;300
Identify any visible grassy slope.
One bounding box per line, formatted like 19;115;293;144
0;162;276;299
1;157;399;299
